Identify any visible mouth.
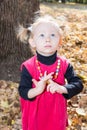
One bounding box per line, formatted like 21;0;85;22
44;45;52;48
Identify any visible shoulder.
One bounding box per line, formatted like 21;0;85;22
58;55;68;61
20;55;36;71
58;56;70;74
58;56;69;65
23;55;36;65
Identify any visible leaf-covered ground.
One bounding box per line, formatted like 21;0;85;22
0;2;87;130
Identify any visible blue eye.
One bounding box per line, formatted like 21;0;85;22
51;34;55;37
40;34;44;37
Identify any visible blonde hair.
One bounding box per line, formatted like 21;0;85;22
16;25;30;43
16;15;62;43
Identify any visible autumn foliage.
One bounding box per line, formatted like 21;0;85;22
0;3;87;130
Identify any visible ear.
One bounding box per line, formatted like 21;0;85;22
59;36;62;45
28;38;36;48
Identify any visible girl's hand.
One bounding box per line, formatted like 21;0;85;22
47;80;68;94
32;71;54;95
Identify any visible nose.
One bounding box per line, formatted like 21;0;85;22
46;36;50;42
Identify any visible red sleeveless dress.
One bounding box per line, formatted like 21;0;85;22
20;55;69;130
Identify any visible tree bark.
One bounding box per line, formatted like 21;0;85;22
0;0;39;82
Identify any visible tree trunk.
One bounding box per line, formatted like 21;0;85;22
0;0;39;82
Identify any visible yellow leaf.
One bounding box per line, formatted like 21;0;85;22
77;74;87;82
11;120;15;125
1;100;9;108
76;108;86;116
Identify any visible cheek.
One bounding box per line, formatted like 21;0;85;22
53;38;59;45
35;37;44;43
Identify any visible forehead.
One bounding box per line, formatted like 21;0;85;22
32;22;59;34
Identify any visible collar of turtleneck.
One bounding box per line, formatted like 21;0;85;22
36;51;57;65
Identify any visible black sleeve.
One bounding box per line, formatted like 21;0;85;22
18;66;35;100
63;64;83;99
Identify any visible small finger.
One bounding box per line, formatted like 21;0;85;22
47;85;51;92
32;79;38;86
44;71;47;76
48;72;54;76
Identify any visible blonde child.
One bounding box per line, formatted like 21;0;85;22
17;15;83;130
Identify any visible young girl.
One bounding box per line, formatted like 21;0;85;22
18;15;83;130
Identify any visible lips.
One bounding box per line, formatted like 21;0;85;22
44;45;52;48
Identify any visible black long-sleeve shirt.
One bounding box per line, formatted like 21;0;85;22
18;52;83;100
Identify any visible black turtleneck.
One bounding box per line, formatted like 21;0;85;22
18;52;83;100
36;51;57;65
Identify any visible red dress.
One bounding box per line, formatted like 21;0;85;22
20;55;69;130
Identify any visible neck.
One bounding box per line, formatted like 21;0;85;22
36;51;57;65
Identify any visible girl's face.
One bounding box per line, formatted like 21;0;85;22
29;22;61;56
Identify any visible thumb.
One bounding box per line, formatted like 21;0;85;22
32;79;38;86
48;79;53;84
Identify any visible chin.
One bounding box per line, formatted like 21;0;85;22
44;52;55;56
